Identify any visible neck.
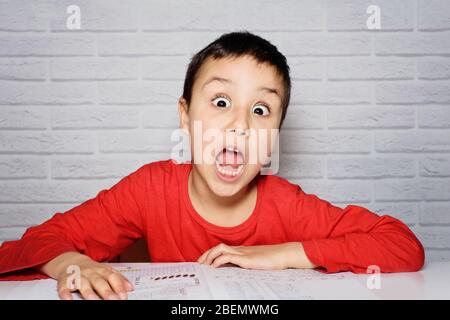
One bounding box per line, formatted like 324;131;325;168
188;165;256;210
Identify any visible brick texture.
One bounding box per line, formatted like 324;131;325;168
0;0;449;263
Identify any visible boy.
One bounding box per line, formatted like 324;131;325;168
0;31;424;300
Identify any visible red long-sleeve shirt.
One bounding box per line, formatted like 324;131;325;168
0;159;425;280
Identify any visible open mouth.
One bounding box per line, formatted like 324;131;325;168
214;146;245;182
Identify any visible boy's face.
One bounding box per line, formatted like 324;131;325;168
179;55;284;197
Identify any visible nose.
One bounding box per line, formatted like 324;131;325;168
225;105;251;137
226;128;249;137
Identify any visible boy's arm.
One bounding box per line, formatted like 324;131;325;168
289;187;425;274
0;165;149;280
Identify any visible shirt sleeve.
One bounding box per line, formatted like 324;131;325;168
289;187;425;274
0;164;149;281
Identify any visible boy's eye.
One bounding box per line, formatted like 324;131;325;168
252;104;270;116
212;96;231;108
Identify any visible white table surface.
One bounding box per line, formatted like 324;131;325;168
1;261;449;300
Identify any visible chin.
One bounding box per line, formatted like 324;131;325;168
209;181;243;198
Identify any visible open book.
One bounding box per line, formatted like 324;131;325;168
110;262;377;300
0;262;379;300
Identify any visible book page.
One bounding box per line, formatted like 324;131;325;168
199;264;347;299
110;263;378;300
112;262;213;300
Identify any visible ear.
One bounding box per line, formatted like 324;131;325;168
178;96;190;134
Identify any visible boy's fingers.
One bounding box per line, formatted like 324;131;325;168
203;245;224;265
57;274;85;300
112;268;134;291
204;244;240;265
57;284;73;300
90;275;119;300
121;276;134;291
101;266;134;292
79;287;100;300
197;251;209;264
198;243;229;264
77;276;100;300
212;254;246;269
106;272;128;300
125;279;134;291
101;267;134;291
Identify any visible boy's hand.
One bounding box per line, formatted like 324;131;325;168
36;252;134;300
197;242;318;270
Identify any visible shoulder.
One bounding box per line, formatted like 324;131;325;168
141;158;183;172
137;158;189;184
262;174;301;191
259;174;303;202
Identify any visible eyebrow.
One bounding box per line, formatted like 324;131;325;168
201;76;231;90
201;76;281;99
258;86;280;98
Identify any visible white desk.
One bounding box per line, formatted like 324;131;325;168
0;261;449;300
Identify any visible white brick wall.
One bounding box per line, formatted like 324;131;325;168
0;0;449;262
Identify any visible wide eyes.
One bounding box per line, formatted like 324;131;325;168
212;96;231;108
251;105;270;116
211;95;270;116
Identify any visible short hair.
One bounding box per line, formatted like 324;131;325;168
182;31;291;128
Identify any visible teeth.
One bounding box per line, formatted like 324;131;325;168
215;160;244;177
226;146;238;153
